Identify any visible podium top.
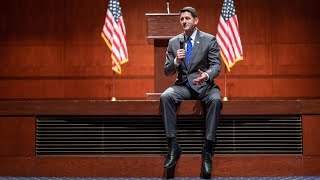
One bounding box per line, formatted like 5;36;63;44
145;13;181;39
145;13;179;16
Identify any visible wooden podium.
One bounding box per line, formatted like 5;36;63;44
145;13;181;94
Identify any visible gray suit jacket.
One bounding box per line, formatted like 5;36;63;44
164;30;221;93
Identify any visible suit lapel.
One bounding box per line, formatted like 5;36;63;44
188;30;202;72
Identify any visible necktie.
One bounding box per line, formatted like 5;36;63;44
185;37;192;88
186;37;192;65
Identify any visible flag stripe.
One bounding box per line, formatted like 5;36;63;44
231;16;243;54
218;17;235;61
229;17;242;56
228;20;240;58
218;18;235;64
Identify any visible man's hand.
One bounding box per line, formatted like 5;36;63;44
193;69;208;85
176;49;186;64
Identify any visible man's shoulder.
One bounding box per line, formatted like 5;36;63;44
199;30;215;39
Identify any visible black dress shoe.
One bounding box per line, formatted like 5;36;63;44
164;144;182;168
201;148;212;179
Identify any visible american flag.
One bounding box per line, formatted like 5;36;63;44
101;0;128;74
217;0;243;71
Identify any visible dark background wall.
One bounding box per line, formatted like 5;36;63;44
1;0;319;100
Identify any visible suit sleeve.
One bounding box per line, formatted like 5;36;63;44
206;36;221;82
164;39;178;76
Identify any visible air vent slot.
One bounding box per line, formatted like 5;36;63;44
36;115;302;155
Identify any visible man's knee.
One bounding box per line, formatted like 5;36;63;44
207;96;223;109
160;92;172;103
213;97;222;104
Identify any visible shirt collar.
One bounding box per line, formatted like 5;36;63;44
184;28;197;42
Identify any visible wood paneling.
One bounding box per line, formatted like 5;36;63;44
0;0;64;46
240;0;272;44
271;0;320;43
0;80;65;99
273;78;320;99
0;99;316;116
0;156;319;177
303;115;320;156
272;44;320;75
0;79;154;100
1;0;320;99
302;99;320;114
63;79;153;99
0;117;35;156
216;77;320;99
154;41;173;93
0;77;318;99
220;44;273;75
64;0;106;46
63;45;153;77
0;100;318;176
146;13;180;38
216;78;273;98
0;46;64;77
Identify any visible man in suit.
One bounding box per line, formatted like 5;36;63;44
160;6;222;178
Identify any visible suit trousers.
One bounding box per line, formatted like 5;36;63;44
160;84;223;141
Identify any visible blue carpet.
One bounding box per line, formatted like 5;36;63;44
0;177;320;180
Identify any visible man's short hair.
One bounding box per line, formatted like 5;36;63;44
179;6;198;18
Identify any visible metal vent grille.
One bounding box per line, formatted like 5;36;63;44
36;115;302;155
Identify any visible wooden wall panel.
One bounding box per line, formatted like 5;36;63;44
63;79;153;99
0;156;320;177
0;80;65;99
120;45;154;76
0;0;64;46
154;43;173;93
0;0;320;99
273;78;320;99
215;78;273;98
63;79;112;99
0;79;153;99
271;0;320;43
64;45;113;77
221;44;272;75
272;44;320;75
302;116;320;156
64;45;154;77
302;100;320;114
116;79;154;99
1;77;317;99
240;0;272;44
0;117;35;156
64;0;106;46
0;46;64;77
216;77;320;99
121;0;158;45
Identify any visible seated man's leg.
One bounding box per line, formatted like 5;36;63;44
160;85;193;140
200;86;223;178
160;85;192;169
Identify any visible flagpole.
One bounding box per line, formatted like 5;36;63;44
111;71;117;101
223;66;228;101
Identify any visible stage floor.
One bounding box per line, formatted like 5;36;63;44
0;177;320;180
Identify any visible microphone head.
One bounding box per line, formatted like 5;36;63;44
179;36;185;49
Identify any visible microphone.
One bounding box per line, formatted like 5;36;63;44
179;36;184;49
166;0;170;14
179;36;186;65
